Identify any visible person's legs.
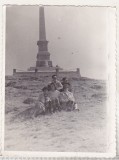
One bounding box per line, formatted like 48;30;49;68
52;100;56;113
34;101;45;117
66;101;74;111
54;99;61;111
45;101;51;114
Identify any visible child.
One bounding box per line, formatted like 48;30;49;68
35;86;51;115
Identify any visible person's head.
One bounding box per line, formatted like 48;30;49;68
62;77;68;83
42;87;48;95
52;75;57;82
63;82;70;91
48;83;57;91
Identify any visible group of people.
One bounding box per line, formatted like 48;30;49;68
34;75;78;117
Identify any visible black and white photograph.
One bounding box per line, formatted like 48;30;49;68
3;4;116;156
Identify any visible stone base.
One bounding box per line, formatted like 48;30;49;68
13;70;81;79
13;67;81;79
28;66;56;71
28;66;63;71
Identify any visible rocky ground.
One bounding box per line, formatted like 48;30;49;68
5;75;107;152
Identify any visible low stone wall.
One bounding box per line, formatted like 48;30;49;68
13;69;81;79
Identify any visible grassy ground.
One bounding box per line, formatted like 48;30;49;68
5;76;107;152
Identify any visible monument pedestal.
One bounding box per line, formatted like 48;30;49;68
28;66;56;71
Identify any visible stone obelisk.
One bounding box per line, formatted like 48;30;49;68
36;6;53;68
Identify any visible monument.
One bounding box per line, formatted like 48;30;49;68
36;7;52;68
28;6;57;71
13;6;81;79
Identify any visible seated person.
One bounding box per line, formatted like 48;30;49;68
48;75;63;91
19;87;51;119
35;86;51;115
60;77;72;92
59;82;78;111
48;83;61;112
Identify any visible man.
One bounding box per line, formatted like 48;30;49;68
49;75;63;91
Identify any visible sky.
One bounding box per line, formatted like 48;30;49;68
5;6;115;79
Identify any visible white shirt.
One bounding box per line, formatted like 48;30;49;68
48;80;63;90
59;91;75;103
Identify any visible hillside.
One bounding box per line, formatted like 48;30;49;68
5;75;107;152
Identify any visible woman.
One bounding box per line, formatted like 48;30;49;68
48;83;61;112
59;82;78;111
60;77;72;92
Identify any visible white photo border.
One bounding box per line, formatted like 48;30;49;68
0;0;118;159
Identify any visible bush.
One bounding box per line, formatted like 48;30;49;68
29;77;39;81
90;85;102;90
23;98;35;104
91;93;102;99
6;81;16;87
14;85;28;90
71;77;80;81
